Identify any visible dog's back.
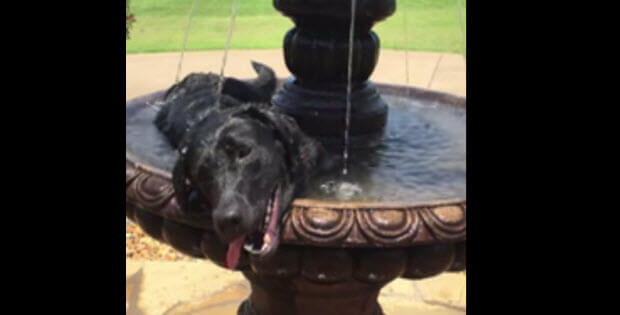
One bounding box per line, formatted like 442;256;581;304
154;62;276;148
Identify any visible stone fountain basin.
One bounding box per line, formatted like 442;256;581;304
126;82;466;285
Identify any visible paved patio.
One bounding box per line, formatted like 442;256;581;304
126;49;465;100
127;260;466;315
126;49;466;315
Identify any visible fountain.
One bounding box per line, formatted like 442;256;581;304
126;1;465;314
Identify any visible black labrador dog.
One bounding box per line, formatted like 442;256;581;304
155;62;328;269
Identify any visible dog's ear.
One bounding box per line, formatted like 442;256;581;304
172;158;192;212
221;61;276;103
256;108;324;179
249;61;276;101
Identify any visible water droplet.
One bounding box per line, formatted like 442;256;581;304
336;182;362;201
319;180;337;194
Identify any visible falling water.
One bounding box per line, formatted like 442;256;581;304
175;0;200;83
216;0;242;105
457;0;466;59
342;0;357;176
403;4;411;96
427;54;443;89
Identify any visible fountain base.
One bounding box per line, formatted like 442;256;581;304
239;275;385;315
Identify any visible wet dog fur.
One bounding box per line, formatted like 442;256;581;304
154;62;328;261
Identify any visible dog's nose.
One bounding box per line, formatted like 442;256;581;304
221;210;241;227
213;207;244;242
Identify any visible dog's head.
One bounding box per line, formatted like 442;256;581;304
173;104;325;268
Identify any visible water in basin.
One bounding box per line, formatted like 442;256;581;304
301;94;465;203
126;93;465;203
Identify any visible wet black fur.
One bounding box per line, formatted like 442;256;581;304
154;62;328;247
155;61;276;147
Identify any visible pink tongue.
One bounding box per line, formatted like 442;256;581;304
267;187;281;235
226;235;245;269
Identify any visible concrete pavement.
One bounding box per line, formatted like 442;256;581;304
126;49;465;100
126;260;466;315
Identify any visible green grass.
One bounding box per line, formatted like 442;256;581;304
126;0;465;54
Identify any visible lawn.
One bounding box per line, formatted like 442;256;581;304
126;0;466;54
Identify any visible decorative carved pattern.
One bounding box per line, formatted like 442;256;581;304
356;209;419;245
290;207;356;244
126;157;465;247
282;201;465;246
130;173;174;209
420;206;467;242
126;162;138;185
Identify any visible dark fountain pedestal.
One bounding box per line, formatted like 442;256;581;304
126;1;465;314
272;0;396;146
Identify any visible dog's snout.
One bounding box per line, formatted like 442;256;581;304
221;210;241;227
213;205;246;242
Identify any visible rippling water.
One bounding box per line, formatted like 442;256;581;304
301;95;466;202
126;93;466;203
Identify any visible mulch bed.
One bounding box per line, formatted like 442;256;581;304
126;220;196;261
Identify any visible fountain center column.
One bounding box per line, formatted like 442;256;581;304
272;0;396;147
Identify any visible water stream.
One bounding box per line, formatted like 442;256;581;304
216;0;242;105
427;55;443;89
457;0;466;59
305;95;466;202
175;0;200;83
342;0;357;176
403;3;411;96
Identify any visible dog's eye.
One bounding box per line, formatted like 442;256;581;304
236;145;251;160
221;138;251;161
